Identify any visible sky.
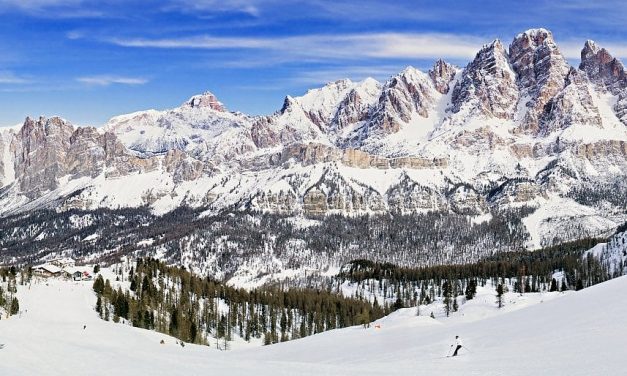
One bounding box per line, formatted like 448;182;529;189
0;0;626;127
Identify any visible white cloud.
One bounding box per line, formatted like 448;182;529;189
110;32;485;61
76;75;148;86
0;71;31;84
0;0;105;18
0;0;82;11
165;0;261;16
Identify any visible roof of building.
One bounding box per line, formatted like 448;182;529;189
51;257;75;265
33;264;62;274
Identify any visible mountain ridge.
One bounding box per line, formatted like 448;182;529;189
0;28;626;251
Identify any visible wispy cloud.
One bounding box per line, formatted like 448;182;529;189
0;71;32;84
76;75;148;86
108;32;484;62
0;0;106;18
0;0;83;10
164;0;261;17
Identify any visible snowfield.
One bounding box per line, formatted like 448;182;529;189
1;274;626;375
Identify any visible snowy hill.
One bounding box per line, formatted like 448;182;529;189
1;271;627;375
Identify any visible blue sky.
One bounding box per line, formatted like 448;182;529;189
0;0;626;126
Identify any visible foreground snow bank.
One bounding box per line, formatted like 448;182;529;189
1;275;626;375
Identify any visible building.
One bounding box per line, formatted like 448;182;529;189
69;268;92;281
50;258;75;269
33;264;63;278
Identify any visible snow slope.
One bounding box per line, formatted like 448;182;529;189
2;274;626;375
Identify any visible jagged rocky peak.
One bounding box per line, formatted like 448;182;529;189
540;67;602;134
450;39;518;119
290;79;356;128
354;66;438;138
332;78;381;130
428;59;457;94
580;40;627;94
183;91;225;111
385;66;438;117
279;95;299;114
19;116;74;140
509;28;570;132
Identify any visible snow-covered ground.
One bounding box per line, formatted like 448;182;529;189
1;272;626;375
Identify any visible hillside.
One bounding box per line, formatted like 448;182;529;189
1;270;626;375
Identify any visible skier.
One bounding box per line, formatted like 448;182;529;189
451;335;463;356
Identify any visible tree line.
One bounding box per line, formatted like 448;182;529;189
0;267;20;318
334;236;615;310
93;258;386;349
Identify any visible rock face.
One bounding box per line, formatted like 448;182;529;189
451;40;518;119
540;68;602;133
579;40;627;126
332;78;381;130
364;67;438;138
184;91;225;111
509;28;570;133
580;40;627;94
0;28;626;242
6;116;164;198
429;59;457;94
14;117;75;196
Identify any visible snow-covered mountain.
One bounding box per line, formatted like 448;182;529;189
0;28;626;249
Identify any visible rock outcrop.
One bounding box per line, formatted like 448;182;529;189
509;28;570;133
184;91;226;111
451;40;518;119
429;59;457;94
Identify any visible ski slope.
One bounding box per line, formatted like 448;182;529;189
1;275;626;375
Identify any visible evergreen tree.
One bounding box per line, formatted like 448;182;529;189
550;278;558;292
465;279;477;300
576;279;584;291
10;297;19;315
496;284;504;309
442;280;452;317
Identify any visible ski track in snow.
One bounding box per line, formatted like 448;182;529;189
1;273;626;375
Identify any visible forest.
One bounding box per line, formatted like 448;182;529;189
332;236;620;311
93;258;385;348
0;206;535;278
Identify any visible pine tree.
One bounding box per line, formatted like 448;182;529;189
465;279;477;300
442;280;452;317
96;295;103;315
263;332;273;346
576;279;584;291
496;284;504;308
93;275;104;295
9;297;19;315
550;278;558;292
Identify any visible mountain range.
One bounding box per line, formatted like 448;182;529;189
0;28;626;253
